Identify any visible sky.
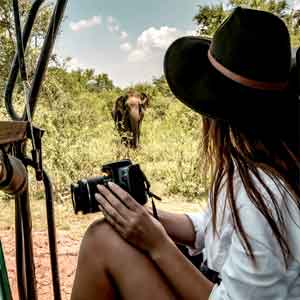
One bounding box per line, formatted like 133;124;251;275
54;0;299;88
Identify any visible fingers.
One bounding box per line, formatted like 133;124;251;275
96;184;132;219
95;192;127;229
105;182;140;211
96;183;151;244
97;202;125;235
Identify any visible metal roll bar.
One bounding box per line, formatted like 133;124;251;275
3;0;68;299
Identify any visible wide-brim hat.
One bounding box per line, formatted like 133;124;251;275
164;7;299;134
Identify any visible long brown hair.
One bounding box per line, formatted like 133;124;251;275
201;111;300;266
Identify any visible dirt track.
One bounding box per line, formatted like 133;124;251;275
2;230;81;300
0;199;201;299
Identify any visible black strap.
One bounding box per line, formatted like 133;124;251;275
151;198;159;220
199;260;222;285
148;190;162;201
137;165;161;220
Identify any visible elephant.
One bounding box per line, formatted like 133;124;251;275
112;91;149;148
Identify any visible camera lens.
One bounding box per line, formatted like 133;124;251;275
71;180;92;214
71;177;108;214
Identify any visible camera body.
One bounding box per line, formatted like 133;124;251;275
71;159;148;214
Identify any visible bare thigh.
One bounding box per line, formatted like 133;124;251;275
71;219;179;300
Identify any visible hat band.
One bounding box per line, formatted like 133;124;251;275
208;49;289;91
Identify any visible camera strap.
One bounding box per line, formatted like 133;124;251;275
151;198;159;220
147;191;161;220
138;166;162;221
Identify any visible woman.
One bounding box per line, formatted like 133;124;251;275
71;7;300;300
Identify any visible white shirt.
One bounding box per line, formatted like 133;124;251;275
186;170;300;299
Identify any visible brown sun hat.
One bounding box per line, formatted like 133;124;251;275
164;7;299;134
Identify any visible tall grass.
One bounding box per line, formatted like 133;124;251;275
0;86;207;204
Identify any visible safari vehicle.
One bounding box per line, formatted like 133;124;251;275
1;1;299;300
0;0;68;299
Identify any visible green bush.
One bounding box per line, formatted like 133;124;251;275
0;70;208;203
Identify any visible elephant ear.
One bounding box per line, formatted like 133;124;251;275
140;93;150;110
112;95;127;121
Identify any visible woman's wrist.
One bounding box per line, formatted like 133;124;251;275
149;232;175;262
147;206;196;247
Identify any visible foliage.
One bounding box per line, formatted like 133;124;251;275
59;66;117;92
30;86;204;201
124;82;159;99
95;73;114;91
10;1;292;205
152;75;173;98
1;0;299;206
0;0;53;94
194;4;227;37
194;0;300;46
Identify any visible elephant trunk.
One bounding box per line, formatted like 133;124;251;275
129;107;141;148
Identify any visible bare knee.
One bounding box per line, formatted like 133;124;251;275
81;219;121;260
78;219;178;300
84;218;114;243
81;218;148;273
72;219;120;299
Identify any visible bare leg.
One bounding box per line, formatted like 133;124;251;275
71;219;178;300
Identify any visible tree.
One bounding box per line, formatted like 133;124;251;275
152;75;172;97
194;4;227;37
0;0;53;94
194;0;300;46
95;73;114;91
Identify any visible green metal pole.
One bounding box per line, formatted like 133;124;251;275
0;240;12;300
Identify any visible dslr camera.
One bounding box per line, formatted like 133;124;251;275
71;159;150;214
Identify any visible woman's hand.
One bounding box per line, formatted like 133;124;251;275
95;182;171;255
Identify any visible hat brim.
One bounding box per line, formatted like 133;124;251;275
164;37;218;118
164;36;297;129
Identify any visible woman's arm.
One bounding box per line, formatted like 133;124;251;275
96;183;214;300
148;207;196;247
150;233;214;300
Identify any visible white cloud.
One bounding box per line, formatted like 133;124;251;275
185;29;198;36
128;49;147;62
126;26;199;63
120;42;132;52
107;16;115;24
137;26;180;50
107;16;121;33
127;26;183;63
293;0;300;10
120;31;128;40
108;24;120;33
70;16;101;32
